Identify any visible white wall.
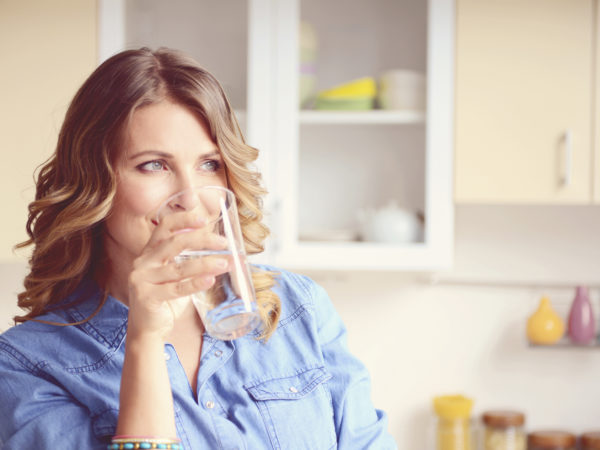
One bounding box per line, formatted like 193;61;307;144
0;263;27;330
3;205;600;448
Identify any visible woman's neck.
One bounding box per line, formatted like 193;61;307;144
95;265;130;305
95;235;134;306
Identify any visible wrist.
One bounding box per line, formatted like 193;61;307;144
126;312;169;343
124;328;165;355
126;304;173;341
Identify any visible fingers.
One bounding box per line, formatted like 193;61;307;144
143;272;219;302
128;210;231;309
130;255;227;303
149;254;230;284
141;227;228;267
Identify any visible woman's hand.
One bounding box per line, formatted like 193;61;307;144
125;211;229;340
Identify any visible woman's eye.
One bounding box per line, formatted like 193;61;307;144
138;160;166;172
201;159;222;172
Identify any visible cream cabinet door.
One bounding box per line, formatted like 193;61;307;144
455;0;593;203
595;2;600;203
0;0;97;261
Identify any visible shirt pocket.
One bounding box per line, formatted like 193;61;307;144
244;366;336;450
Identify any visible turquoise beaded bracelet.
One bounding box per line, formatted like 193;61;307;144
107;442;183;450
108;436;182;449
107;444;182;449
107;443;182;449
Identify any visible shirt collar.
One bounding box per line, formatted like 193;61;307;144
64;278;129;350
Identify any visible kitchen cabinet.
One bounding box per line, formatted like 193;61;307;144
248;0;455;270
454;0;595;204
0;0;97;262
110;0;249;111
101;0;455;271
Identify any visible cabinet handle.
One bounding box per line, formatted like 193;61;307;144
561;130;572;187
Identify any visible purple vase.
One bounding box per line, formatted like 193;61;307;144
568;286;596;344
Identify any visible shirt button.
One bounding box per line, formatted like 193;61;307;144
205;400;215;409
289;386;298;393
214;350;223;357
164;352;171;361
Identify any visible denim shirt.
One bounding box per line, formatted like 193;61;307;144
0;266;396;449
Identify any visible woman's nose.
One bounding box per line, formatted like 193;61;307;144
171;188;198;212
169;173;199;211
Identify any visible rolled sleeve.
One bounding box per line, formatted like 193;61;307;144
309;281;397;449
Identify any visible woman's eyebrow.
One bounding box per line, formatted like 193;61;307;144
128;149;221;160
197;150;221;159
128;150;173;160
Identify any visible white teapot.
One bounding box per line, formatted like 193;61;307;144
357;201;423;243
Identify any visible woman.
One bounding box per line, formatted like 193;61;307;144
0;48;396;449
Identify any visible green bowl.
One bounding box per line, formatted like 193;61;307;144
314;96;374;111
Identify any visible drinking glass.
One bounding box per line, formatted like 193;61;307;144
155;186;260;340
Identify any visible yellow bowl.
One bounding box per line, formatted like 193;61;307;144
314;96;374;110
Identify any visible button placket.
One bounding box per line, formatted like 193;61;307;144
163;344;172;361
200;389;220;413
195;339;234;403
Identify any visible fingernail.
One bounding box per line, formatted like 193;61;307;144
203;275;215;285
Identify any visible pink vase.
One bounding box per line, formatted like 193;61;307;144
568;286;596;344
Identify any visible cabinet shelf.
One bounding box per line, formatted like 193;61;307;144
528;338;600;349
299;110;425;125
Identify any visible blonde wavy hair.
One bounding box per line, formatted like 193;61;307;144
16;47;281;339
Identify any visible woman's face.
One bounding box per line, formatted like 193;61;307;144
103;100;228;267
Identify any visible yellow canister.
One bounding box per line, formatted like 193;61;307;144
433;395;474;450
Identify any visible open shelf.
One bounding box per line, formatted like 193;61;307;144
528;338;600;349
299;110;426;125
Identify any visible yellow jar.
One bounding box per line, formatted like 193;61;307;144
433;395;474;450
